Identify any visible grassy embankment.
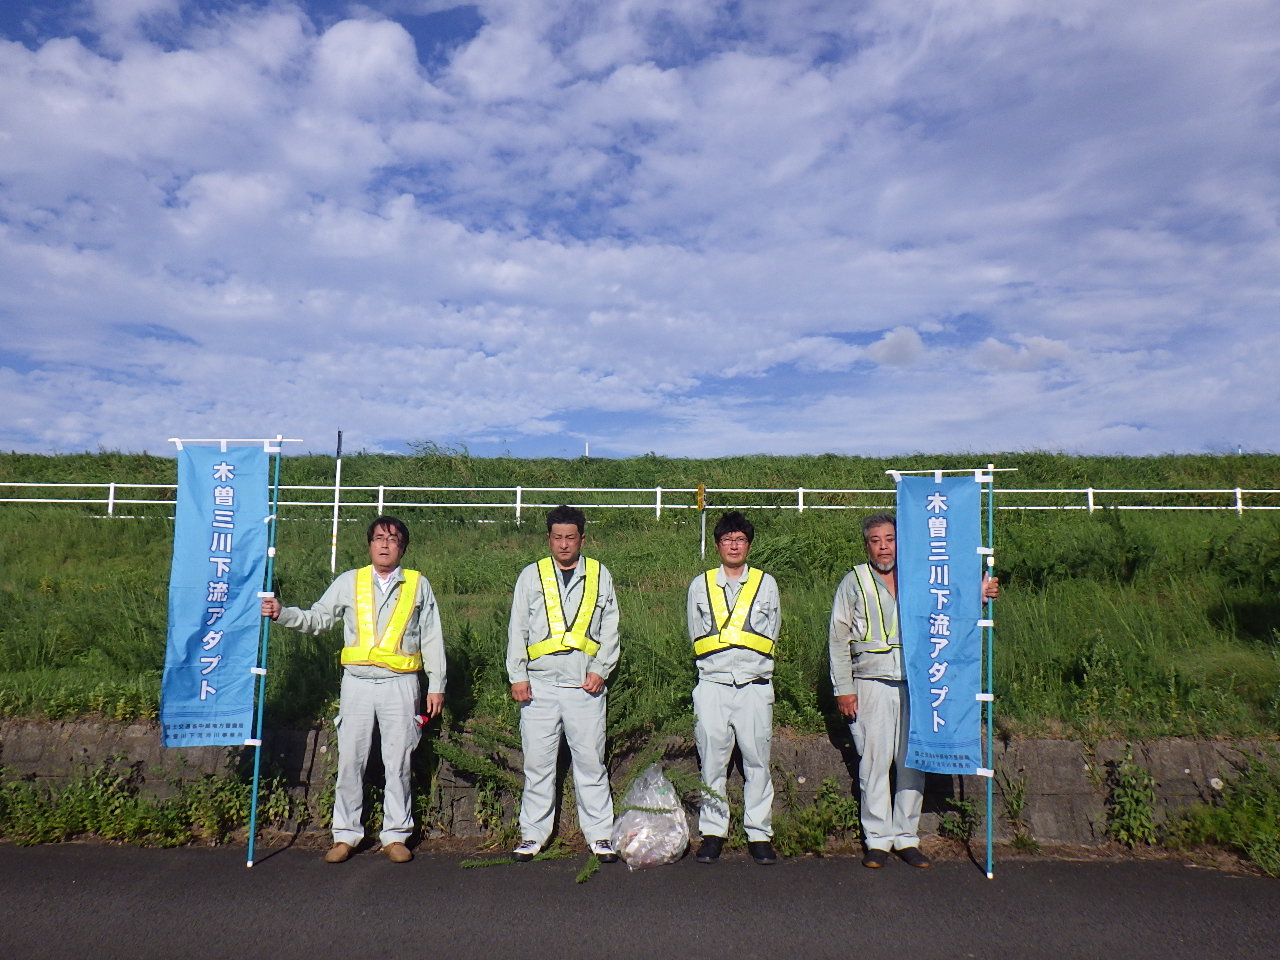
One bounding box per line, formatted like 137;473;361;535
2;450;1277;740
1;451;1278;860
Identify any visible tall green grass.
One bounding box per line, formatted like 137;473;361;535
1;454;1278;740
1166;749;1280;876
5;449;1278;508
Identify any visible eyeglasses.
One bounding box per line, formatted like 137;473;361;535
717;536;749;545
371;534;404;545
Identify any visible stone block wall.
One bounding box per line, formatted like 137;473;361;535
0;719;1265;845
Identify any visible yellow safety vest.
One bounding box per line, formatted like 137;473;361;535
848;563;899;654
526;557;602;661
692;567;776;659
340;566;424;673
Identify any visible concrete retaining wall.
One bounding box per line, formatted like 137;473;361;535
0;719;1264;845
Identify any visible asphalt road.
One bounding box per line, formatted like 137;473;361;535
1;843;1276;960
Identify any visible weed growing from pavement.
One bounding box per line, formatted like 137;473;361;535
460;840;576;869
998;769;1040;853
1166;749;1280;877
937;797;981;843
771;775;860;856
1106;747;1158;847
0;758;298;846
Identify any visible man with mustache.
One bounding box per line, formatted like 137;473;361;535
829;513;998;869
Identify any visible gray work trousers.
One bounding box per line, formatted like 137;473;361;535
333;671;421;846
517;676;614;845
850;677;925;852
693;678;775;841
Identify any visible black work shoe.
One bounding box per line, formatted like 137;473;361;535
748;840;778;865
862;849;890;868
695;835;725;863
896;846;931;868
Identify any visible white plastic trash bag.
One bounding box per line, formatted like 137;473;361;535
610;763;690;870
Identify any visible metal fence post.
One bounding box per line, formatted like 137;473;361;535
1235;488;1244;516
516;486;522;524
798;487;805;513
107;482;116;517
656;486;662;519
1087;488;1095;513
697;483;707;560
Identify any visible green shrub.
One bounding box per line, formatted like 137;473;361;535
772;776;860;856
1167;751;1280;877
937;797;981;843
0;759;298;847
1106;748;1158;847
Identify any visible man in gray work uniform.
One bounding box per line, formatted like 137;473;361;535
829;512;997;869
688;510;781;865
262;515;445;864
507;505;619;863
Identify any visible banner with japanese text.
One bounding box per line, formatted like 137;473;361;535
160;446;268;747
897;474;984;774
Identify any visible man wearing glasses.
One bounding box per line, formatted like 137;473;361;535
687;511;781;865
262;515;445;864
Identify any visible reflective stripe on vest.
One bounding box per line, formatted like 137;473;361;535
693;567;776;659
850;563;899;653
340;566;423;673
526;557;602;661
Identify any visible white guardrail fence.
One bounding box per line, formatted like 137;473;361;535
2;480;1278;519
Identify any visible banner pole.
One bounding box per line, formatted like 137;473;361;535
247;437;284;868
889;463;1009;878
984;465;996;879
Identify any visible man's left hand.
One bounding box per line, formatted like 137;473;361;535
982;575;1000;600
422;693;444;719
581;672;605;695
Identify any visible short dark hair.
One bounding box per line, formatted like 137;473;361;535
546;504;586;534
714;511;754;544
862;513;895;539
368;515;410;546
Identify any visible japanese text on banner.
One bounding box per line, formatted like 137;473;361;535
896;475;983;774
160;446;268;748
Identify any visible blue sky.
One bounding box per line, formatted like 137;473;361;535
1;0;1277;457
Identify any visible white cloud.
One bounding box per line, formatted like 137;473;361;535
865;327;925;367
309;17;434;114
84;0;182;50
0;0;1277;456
445;11;567;102
977;336;1074;373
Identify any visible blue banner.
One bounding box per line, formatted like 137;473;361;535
160;446;269;748
897;475;984;774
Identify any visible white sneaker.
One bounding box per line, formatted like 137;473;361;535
590;839;618;863
513;839;541;862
